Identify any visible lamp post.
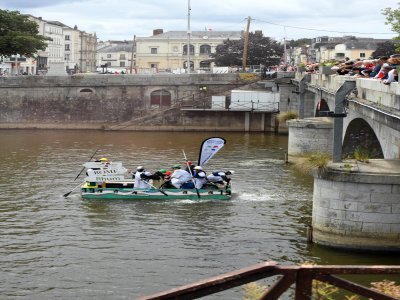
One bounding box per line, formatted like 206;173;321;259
186;0;191;74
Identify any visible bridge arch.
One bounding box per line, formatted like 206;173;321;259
342;118;384;159
315;98;330;117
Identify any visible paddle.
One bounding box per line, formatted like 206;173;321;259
144;180;169;196
73;149;99;181
182;149;200;199
63;181;84;198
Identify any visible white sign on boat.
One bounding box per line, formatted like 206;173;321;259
85;175;126;182
83;161;127;175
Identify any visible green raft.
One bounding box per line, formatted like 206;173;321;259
81;181;231;201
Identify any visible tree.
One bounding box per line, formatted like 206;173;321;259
213;39;243;66
372;41;397;58
382;5;400;52
212;31;284;67
287;38;312;48
0;9;49;57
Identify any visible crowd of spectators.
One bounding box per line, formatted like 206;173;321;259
302;55;400;85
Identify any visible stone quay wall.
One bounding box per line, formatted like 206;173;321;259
0;74;249;130
312;159;400;252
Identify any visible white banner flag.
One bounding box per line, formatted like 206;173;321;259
198;137;226;166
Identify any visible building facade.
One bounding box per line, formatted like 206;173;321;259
135;29;242;72
96;40;135;73
0;15;97;75
291;36;392;65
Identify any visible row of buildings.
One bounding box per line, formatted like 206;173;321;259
97;29;242;74
291;36;391;66
0;16;97;75
0;13;391;75
99;33;391;73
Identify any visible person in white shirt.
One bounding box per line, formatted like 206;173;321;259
193;166;207;189
170;165;192;189
134;166;151;188
207;170;234;185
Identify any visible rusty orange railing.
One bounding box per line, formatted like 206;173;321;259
139;261;400;300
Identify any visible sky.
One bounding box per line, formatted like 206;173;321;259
2;0;399;42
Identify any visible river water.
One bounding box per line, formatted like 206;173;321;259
0;130;398;299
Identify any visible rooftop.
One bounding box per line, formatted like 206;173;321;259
138;30;242;40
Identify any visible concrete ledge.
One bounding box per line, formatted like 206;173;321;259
312;227;400;252
0;73;243;88
0;123;254;132
287;117;333;128
319;159;400;185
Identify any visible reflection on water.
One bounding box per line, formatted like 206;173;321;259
0;130;398;299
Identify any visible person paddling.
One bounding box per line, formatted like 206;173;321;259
170;164;192;189
133;166;151;188
193;166;207;189
207;170;234;186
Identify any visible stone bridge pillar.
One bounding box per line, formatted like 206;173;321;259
312;159;400;252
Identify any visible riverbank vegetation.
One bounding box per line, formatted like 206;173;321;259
289;152;331;176
277;110;298;123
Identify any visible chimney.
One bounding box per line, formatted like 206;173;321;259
153;29;164;36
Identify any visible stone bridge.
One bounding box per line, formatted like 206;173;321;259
286;73;400;252
288;73;400;160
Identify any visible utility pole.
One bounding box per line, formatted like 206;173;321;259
284;37;287;65
242;16;251;72
187;0;191;74
283;26;287;65
130;35;136;74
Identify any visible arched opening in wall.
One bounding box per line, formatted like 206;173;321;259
315;98;330;117
199;44;211;55
342;118;384;159
183;44;195;55
150;90;171;108
80;88;94;93
183;60;194;71
199;60;211;71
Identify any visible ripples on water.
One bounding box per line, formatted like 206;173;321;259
0;130;397;299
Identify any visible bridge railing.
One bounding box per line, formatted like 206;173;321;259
139;261;400;300
302;73;400;112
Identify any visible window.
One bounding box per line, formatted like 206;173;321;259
107;54;111;58
120;54;126;60
120;61;125;67
183;45;194;55
151;48;158;54
65;44;70;51
65;35;70;41
360;53;366;58
65;54;70;61
200;61;211;69
200;45;211;54
150;63;158;68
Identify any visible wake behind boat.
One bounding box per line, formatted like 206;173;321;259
70;137;233;201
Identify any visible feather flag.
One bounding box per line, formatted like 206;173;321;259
198;137;226;166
